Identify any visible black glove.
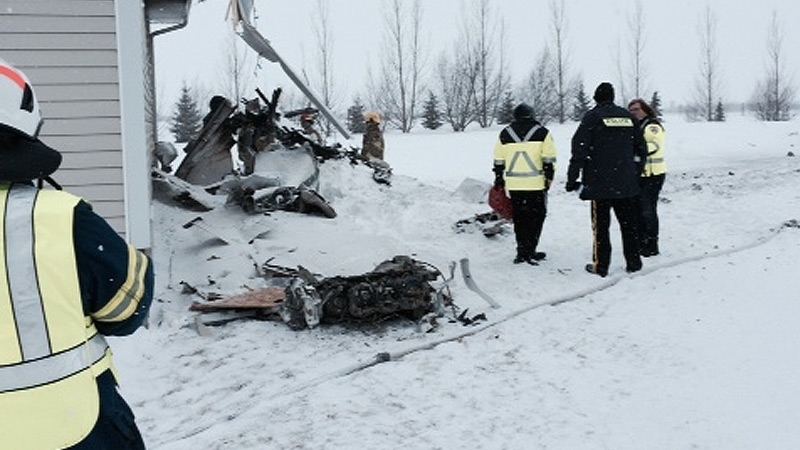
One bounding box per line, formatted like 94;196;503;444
565;180;581;192
494;175;505;189
543;163;554;181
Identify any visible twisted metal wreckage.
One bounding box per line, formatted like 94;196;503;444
154;100;471;330
153;88;390;216
152;0;495;331
153;88;437;332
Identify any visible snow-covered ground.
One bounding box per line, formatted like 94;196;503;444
113;112;800;449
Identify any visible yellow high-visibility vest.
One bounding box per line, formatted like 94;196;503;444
642;121;667;176
0;183;113;450
493;126;557;191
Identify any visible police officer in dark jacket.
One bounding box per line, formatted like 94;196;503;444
566;82;647;277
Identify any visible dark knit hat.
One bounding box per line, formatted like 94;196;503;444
593;82;614;103
513;103;535;121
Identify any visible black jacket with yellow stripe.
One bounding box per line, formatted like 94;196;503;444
75;200;153;335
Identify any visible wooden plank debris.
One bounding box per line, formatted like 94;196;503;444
189;286;285;312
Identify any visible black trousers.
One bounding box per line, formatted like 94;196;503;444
509;190;547;258
590;196;641;275
638;174;665;252
67;371;146;450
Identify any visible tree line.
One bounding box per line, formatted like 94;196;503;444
349;0;794;132
170;1;796;141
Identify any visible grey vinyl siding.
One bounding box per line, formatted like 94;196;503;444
0;1;116;16
0;0;126;235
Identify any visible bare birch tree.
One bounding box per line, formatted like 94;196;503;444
612;39;628;104
520;47;558;125
750;10;795;121
627;2;648;99
614;3;648;102
549;0;572;123
371;0;424;132
216;30;257;108
436;44;479;132
469;0;507;128
309;0;340;137
494;26;512;122
688;5;722;121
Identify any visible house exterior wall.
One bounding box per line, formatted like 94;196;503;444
115;1;153;249
0;0;153;249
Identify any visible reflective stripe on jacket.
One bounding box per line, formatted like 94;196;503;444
0;183;112;450
493;121;557;191
568;102;647;200
641;117;667;176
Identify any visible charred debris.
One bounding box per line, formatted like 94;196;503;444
186;255;463;333
151;89;487;331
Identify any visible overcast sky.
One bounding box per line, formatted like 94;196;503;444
153;0;799;112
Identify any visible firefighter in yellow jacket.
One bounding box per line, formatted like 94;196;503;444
493;103;556;265
628;98;666;256
0;59;154;449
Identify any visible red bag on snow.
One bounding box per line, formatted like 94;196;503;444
488;186;513;220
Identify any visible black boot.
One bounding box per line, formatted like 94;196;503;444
514;254;539;266
585;263;607;277
531;251;547;261
640;238;659;257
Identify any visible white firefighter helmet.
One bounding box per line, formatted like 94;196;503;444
0;58;61;181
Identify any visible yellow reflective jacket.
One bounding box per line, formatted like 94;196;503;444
0;183;113;449
493;122;557;191
641;117;667;176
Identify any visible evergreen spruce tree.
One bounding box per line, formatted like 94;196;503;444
169;82;203;143
570;83;591;121
421;91;443;130
496;92;515;124
714;99;726;122
346;98;367;134
650;91;663;119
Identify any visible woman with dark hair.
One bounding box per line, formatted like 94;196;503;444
628;98;666;256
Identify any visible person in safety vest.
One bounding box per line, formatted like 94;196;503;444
628;98;666;257
493;103;557;265
566;82;647;277
0;58;154;449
